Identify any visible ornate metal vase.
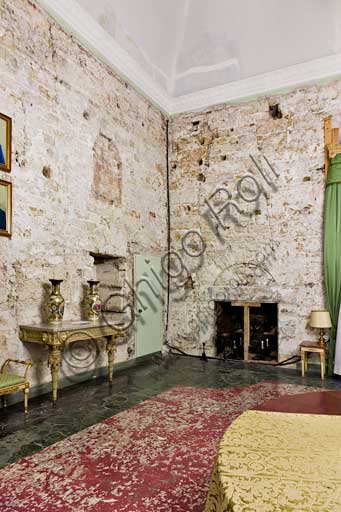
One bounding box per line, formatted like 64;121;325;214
48;279;65;324
87;280;102;321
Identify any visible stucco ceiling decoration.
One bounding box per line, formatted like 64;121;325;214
37;0;341;114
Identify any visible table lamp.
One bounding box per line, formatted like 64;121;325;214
309;310;332;346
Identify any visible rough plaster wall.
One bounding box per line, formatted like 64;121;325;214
0;0;167;388
168;82;341;360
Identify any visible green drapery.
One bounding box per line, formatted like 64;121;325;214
324;153;341;375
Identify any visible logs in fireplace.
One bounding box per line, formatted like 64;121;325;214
215;301;278;363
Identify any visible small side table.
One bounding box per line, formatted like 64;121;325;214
300;341;328;380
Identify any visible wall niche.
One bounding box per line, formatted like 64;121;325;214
90;252;127;325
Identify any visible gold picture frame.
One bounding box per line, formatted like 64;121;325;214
0;113;12;173
0;180;12;237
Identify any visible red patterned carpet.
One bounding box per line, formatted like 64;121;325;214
0;381;318;512
255;389;341;415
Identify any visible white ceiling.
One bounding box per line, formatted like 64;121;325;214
77;0;341;96
38;0;341;113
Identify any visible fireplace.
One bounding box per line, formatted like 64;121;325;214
215;301;278;363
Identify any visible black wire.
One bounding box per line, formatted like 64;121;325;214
166;342;224;361
272;355;301;367
166;342;301;367
274;358;301;367
165;119;171;335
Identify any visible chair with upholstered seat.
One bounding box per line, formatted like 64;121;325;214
0;359;33;413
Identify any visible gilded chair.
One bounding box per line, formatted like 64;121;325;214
0;359;33;413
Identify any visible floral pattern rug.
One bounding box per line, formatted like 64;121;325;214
0;381;318;512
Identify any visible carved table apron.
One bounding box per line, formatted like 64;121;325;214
19;321;118;402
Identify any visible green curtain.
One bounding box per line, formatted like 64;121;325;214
324;153;341;375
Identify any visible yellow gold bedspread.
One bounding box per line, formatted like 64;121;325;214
205;410;341;512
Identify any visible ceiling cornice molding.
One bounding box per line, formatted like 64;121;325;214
169;54;341;115
36;0;172;114
36;0;341;116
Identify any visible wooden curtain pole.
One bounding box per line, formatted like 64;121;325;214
324;116;332;180
324;116;341;180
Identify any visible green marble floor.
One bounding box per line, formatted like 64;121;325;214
0;353;340;469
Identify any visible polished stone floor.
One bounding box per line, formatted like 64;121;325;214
0;353;341;469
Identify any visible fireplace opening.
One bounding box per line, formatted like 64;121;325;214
215;301;278;363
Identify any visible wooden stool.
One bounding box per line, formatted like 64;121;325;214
300;342;327;380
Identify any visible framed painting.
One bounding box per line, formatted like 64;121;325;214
0;180;12;237
0;113;12;173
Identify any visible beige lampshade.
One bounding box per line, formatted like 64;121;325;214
309;310;332;329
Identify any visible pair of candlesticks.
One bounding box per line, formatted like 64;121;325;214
48;279;101;324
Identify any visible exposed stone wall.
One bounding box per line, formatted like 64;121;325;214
0;0;167;387
168;83;341;360
1;0;340;390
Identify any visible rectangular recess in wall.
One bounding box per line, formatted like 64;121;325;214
215;301;278;363
90;252;126;324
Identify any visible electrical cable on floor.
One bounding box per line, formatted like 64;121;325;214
273;355;301;367
166;342;301;367
166;342;224;361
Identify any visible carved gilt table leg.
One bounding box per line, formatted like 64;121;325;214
106;335;116;384
48;346;62;402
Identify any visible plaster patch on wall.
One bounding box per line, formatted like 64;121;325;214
93;131;122;205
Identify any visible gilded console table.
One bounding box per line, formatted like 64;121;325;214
19;320;119;402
